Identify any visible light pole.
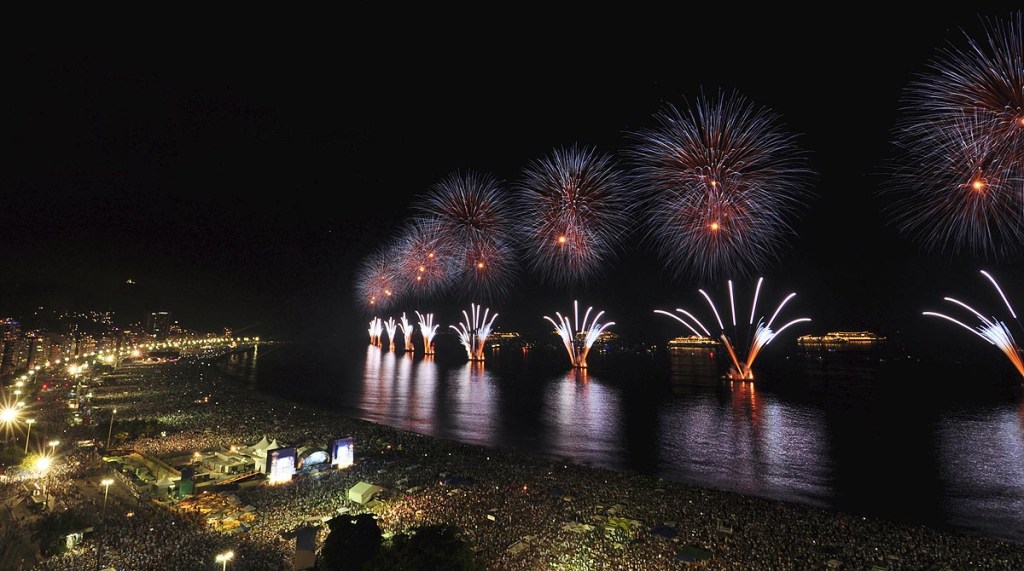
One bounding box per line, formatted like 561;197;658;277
216;550;234;571
97;478;114;571
24;419;35;454
101;478;114;516
35;455;51;509
106;409;116;449
1;406;18;444
48;440;60;456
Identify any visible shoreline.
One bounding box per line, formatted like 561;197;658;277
35;348;1024;570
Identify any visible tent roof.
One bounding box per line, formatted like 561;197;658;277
268;439;282;451
349;481;382;494
250;436;270;451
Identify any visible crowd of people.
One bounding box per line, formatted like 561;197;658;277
10;349;1024;569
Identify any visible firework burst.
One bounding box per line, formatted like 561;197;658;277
886;12;1024;257
514;144;633;286
394;218;458;298
543;300;615;369
923;270;1023;379
355;246;403;313
416;311;439;355
449;303;498;361
417;171;519;300
367;317;382;347
398;312;416;352
655;278;810;380
628;90;814;282
383;317;398;351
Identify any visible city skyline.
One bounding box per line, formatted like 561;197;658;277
4;9;1021;355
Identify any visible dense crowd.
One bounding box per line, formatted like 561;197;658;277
11;351;1024;570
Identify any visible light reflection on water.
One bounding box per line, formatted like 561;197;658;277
937;407;1024;543
541;368;626;471
235;342;1024;544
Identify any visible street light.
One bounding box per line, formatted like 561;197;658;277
24;419;35;453
48;440;60;455
35;454;52;509
97;478;115;571
101;478;114;517
1;406;18;444
215;550;234;571
0;406;17;424
106;409;117;449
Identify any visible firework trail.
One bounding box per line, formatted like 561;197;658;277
449;303;498;362
886;12;1023;257
383;317;398;351
395;218;457;298
654;277;810;380
628;89;814;282
367;317;382;347
923;270;1023;379
416;311;439;355
544;300;615;369
514;144;633;286
355;246;403;312
398;312;416;352
417;171;519;300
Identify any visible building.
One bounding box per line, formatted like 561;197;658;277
146;312;171;340
26;333;51;370
1;338;27;376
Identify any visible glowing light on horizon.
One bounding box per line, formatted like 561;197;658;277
924;270;1023;379
655;278;810;380
544;300;615;369
450;303;498;362
416;311;439;355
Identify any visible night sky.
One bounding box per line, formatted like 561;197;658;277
4;10;1021;363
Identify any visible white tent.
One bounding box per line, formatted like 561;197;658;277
268;439;282;451
348;482;383;505
249;436;270;453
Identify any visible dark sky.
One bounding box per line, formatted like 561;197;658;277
4;10;1021;359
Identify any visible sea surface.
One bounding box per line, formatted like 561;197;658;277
219;339;1024;544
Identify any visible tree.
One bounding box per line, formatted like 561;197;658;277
319;513;382;571
368;524;480;571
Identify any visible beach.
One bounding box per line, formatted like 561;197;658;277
23;347;1024;570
